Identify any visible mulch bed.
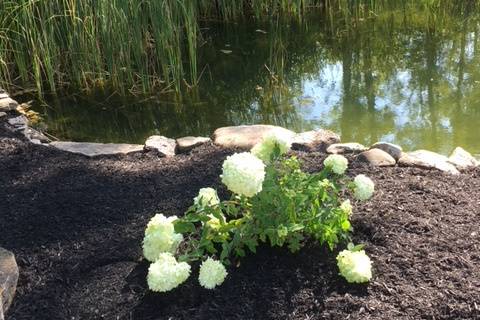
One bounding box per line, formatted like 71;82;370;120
1;125;479;320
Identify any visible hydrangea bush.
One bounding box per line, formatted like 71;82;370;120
142;134;376;291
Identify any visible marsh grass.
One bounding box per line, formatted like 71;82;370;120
0;0;472;97
0;0;318;96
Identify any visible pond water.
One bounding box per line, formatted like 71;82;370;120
30;4;480;155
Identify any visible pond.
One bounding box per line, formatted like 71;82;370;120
29;4;480;155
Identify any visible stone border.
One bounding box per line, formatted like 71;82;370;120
1;90;479;173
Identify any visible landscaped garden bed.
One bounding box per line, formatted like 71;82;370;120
1;119;479;320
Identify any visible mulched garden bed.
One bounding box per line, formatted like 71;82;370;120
1;127;479;320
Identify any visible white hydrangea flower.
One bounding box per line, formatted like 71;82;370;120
147;252;191;292
340;199;353;216
143;214;183;262
198;257;228;289
353;174;375;201
194;187;220;208
336;249;372;283
170;232;184;253
323;154;348;175
220;152;266;197
251;133;291;163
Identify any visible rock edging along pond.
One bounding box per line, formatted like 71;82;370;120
1;91;478;175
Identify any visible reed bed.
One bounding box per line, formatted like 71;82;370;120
0;0;319;96
0;0;472;97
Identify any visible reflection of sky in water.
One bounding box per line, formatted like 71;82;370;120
297;62;342;125
294;64;444;143
286;28;480;156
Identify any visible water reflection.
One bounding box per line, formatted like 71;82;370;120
32;3;480;155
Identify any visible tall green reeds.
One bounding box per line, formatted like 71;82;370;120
0;0;319;96
0;0;470;97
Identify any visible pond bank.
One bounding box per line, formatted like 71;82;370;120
1;103;480;319
2;91;479;176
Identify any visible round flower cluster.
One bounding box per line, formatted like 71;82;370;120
147;252;191;292
336;249;372;283
323;154;348;175
143;214;183;262
194;187;220;208
340;199;353;216
251;133;291;163
353;174;375;201
198;257;228;289
220;152;266;197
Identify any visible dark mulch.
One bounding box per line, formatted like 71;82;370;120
1;126;479;320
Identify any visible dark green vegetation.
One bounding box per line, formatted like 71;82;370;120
2;1;480;154
0;0;318;95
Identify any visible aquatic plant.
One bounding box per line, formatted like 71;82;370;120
0;0;320;97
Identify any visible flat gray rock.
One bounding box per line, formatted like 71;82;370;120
0;97;18;112
213;125;296;149
357;149;396;166
398;150;459;175
24;127;50;143
144;135;176;157
176;136;211;153
291;129;340;152
326;142;366;154
448;147;479;170
0;247;18;320
7;115;28;130
0;112;6;119
370;142;402;161
50;141;143;157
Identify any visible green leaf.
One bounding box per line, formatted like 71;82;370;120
235;247;246;257
350;243;365;252
174;221;196;234
341;220;351;231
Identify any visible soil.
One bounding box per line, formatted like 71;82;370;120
1;123;479;320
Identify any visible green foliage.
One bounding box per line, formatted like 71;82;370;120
174;154;352;265
0;0;319;97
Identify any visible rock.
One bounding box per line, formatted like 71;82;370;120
8;115;28;133
144;135;176;157
0;97;18;112
357;149;396;166
0;247;19;320
50;141;143;157
398;150;459;175
370;142;403;161
448;147;479;170
326;142;366;154
213;125;296;149
176;136;211;153
291;129;340;152
7;115;28;131
24;127;50;143
0;112;6;119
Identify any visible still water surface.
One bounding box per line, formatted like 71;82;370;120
31;6;480;155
